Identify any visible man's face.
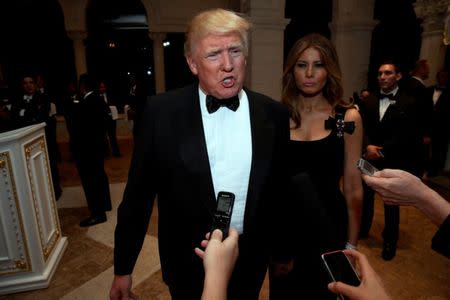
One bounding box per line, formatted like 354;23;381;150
377;64;401;93
22;77;37;95
99;82;107;94
186;32;246;99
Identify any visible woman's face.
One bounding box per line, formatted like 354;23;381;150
293;47;328;97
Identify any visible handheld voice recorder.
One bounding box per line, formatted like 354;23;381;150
210;191;235;238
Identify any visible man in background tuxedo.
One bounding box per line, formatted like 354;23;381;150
10;74;62;199
359;61;422;260
427;70;450;177
110;8;290;300
69;74;112;227
402;59;433;177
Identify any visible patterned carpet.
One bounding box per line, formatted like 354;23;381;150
0;183;170;300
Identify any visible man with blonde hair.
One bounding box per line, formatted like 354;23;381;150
110;8;290;300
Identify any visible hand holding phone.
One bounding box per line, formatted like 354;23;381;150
321;250;361;300
326;250;392;300
357;158;379;176
210;191;235;238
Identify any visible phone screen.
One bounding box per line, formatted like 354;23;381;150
321;251;360;287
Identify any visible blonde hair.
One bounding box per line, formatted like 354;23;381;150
184;8;251;57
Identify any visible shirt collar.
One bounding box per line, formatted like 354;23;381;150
380;86;399;97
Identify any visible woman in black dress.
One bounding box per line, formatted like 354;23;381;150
272;33;364;299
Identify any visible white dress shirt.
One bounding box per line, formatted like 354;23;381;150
199;88;252;234
432;88;443;105
379;86;398;121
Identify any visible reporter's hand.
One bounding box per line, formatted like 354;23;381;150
195;229;239;300
327;249;391;300
110;274;138;300
362;168;425;206
195;228;239;280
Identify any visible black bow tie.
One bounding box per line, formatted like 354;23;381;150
380;93;395;100
206;95;240;114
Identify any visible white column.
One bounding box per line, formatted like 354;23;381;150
330;0;377;100
149;32;167;94
67;30;87;80
414;0;450;85
243;0;289;101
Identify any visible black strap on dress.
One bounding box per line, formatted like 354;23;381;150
324;106;355;138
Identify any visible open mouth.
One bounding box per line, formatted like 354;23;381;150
222;77;235;87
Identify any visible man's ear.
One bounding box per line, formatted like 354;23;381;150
396;72;402;81
186;55;198;75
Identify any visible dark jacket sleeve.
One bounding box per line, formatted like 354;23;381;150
431;214;450;259
114;97;158;275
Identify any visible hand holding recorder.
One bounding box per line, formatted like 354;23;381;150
195;228;239;300
210;191;235;238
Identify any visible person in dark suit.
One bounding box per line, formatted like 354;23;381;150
109;8;290;300
402;59;433;177
69;73;112;227
359;61;422;260
427;70;450;177
10;74;62;199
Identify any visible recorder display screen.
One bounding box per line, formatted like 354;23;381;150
217;198;232;213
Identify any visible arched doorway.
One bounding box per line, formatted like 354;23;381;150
85;0;154;111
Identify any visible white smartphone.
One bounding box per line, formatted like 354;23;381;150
357;158;379;176
321;250;361;300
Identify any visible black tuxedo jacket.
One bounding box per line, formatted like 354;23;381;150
427;86;450;139
114;84;290;297
10;92;51;129
402;76;433;137
360;89;422;174
68;91;109;156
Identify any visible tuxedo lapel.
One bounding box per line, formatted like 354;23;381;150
176;86;216;213
366;95;381;123
244;92;275;224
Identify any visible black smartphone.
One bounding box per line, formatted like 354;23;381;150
357;158;379;176
321;250;361;300
210;191;235;238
